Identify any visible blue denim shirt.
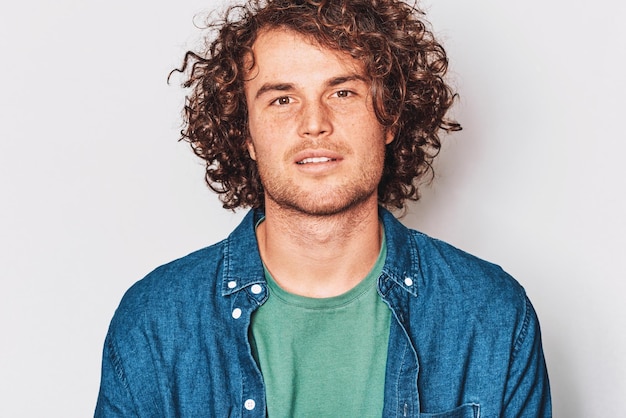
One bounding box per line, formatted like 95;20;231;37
96;208;551;417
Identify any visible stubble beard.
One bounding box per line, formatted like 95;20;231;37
263;176;381;217
258;153;385;218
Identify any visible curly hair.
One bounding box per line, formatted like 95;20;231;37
174;0;461;211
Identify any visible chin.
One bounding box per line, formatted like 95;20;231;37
272;190;378;217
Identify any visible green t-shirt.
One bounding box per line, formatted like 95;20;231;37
250;238;390;417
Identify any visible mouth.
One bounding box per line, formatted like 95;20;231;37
296;157;337;165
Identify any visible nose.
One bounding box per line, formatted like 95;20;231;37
298;100;332;138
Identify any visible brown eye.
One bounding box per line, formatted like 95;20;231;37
272;96;292;105
333;90;356;99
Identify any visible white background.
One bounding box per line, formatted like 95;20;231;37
1;0;624;416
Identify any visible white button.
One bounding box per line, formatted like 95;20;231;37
244;399;256;410
227;280;237;289
232;308;242;319
250;284;263;294
404;277;413;287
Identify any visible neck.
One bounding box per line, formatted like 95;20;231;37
256;198;383;298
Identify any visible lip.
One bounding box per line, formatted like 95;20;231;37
292;149;344;165
291;149;344;174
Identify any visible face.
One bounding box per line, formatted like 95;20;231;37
244;28;394;216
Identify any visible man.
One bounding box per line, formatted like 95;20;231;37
96;0;551;417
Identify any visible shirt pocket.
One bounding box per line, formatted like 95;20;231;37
421;403;480;418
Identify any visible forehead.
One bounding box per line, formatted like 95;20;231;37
244;28;366;81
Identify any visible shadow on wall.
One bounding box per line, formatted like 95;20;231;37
400;100;482;237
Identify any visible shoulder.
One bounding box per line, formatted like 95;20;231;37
413;228;525;308
381;207;528;326
413;229;516;285
381;208;524;303
107;210;261;333
406;229;536;350
391;224;538;348
134;241;225;298
109;240;227;332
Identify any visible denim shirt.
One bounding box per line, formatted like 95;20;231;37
95;208;551;417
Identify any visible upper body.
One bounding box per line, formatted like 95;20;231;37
97;0;551;416
95;208;550;417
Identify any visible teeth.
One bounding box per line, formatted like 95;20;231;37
298;157;333;164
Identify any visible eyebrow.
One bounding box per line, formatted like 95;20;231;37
254;74;367;100
327;75;366;87
255;83;295;100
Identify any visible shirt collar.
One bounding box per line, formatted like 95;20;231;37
220;207;421;298
378;207;421;297
221;210;266;296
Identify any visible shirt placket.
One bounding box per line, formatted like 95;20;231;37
379;279;421;417
229;282;268;417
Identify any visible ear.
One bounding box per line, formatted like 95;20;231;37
246;139;257;160
384;128;395;145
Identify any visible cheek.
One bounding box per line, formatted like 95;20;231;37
368;130;391;167
246;114;270;161
248;112;279;142
246;135;282;166
248;118;291;160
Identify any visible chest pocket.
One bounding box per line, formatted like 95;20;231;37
421;403;480;418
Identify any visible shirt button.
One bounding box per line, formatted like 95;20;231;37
227;280;237;289
404;277;413;287
232;308;242;319
250;284;263;294
244;399;256;410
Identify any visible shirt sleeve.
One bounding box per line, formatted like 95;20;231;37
94;331;139;418
503;294;552;417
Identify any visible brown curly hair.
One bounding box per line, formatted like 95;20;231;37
173;0;461;211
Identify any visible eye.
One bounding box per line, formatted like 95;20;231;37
335;90;353;98
271;96;292;106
